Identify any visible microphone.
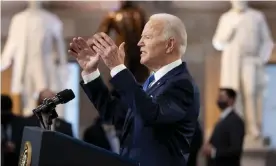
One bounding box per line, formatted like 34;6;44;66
49;89;75;104
33;89;75;114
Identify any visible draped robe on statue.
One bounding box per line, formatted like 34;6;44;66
1;8;68;117
213;8;274;136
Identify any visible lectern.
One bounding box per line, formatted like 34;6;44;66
19;127;139;166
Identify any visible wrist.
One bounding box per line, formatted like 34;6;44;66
110;63;124;71
82;68;98;76
110;64;126;77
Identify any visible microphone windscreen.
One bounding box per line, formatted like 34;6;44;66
57;89;75;104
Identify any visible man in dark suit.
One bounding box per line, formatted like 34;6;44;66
83;117;112;151
1;94;25;166
202;88;245;166
83;117;120;154
69;13;200;166
25;89;73;137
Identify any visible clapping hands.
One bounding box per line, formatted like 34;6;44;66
91;32;125;70
68;32;125;74
68;37;100;74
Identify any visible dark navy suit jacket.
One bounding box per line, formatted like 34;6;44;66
81;62;200;166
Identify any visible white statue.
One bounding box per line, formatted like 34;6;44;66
1;1;68;117
212;0;274;138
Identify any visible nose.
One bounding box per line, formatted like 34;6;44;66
137;38;144;47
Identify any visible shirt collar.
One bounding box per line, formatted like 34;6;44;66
153;59;182;82
220;107;233;119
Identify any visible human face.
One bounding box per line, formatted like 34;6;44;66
38;90;56;105
28;1;43;8
137;19;167;70
231;0;248;12
217;90;230;110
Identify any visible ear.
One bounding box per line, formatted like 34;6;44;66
165;38;175;54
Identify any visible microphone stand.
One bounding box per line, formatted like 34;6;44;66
32;98;59;130
33;111;46;129
45;108;58;130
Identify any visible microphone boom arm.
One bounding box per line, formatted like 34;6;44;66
33;98;59;130
32;89;75;130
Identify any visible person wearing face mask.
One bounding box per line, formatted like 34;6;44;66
202;88;245;166
1;94;26;166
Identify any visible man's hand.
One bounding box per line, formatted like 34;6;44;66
91;32;125;70
201;143;214;157
68;37;100;74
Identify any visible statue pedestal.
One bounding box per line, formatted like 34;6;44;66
242;148;267;166
241;148;276;166
243;135;266;150
242;135;276;166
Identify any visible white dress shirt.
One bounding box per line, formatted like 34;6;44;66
220;107;233;120
82;59;182;84
102;125;120;154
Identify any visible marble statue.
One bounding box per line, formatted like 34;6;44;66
1;1;68;117
212;0;274;138
97;1;149;84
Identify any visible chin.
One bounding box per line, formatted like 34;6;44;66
140;54;150;65
140;58;147;65
140;59;145;65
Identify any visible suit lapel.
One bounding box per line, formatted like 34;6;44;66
146;62;188;94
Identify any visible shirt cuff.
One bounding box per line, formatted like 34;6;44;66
110;64;127;77
82;69;100;84
211;148;216;159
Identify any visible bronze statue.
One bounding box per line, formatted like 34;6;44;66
98;1;149;84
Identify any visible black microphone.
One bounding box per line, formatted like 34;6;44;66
33;89;75;114
49;89;75;104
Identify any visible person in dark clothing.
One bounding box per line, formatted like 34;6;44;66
202;88;245;166
26;114;73;136
1;94;25;166
187;121;203;166
83;117;112;151
24;89;73;137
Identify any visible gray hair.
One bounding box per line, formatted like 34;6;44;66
149;13;187;55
